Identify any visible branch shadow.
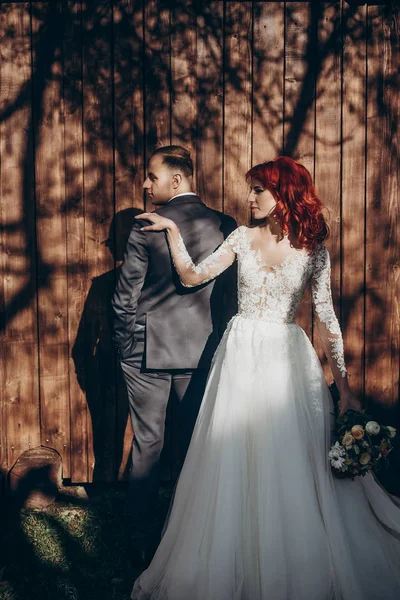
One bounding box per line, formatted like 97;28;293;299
0;0;398;484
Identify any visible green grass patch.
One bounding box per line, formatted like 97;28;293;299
0;485;165;600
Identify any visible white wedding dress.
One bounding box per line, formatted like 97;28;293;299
132;226;400;600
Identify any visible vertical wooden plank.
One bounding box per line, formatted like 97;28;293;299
224;1;252;226
81;0;115;481
284;1;316;339
196;1;223;210
64;0;88;482
0;91;3;473
113;0;144;479
171;0;197;165
314;1;342;380
0;3;40;469
365;5;399;409
0;55;4;473
284;2;316;172
252;1;285;165
341;2;367;398
0;120;4;477
144;0;171;194
32;3;70;475
0;308;4;474
114;0;144;214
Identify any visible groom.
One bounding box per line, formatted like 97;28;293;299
112;145;236;563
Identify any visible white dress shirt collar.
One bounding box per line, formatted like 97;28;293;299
167;192;197;203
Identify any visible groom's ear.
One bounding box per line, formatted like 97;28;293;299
172;173;182;189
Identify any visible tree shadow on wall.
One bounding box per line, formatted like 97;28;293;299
72;208;140;482
0;0;398;484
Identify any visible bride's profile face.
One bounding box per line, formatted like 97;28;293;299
247;178;276;220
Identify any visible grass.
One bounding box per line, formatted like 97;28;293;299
1;451;399;600
0;484;173;600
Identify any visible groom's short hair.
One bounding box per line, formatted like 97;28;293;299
151;145;194;178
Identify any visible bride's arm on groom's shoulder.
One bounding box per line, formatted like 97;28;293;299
311;244;362;415
135;213;238;287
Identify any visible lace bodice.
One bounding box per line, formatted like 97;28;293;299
175;226;346;379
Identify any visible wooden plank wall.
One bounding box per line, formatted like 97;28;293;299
0;1;398;483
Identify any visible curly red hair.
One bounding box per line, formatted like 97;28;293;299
246;156;329;250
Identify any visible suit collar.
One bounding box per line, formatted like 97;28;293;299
166;194;203;207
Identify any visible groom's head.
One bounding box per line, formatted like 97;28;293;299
143;145;194;205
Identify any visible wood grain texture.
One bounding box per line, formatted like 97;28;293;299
32;2;70;476
341;2;367;397
314;1;342;380
284;1;316;339
0;317;4;473
0;1;399;484
365;5;399;410
171;0;197;162
196;1;224;210
0;3;40;468
113;0;144;214
64;0;88;483
144;0;171;204
252;1;285;165
113;0;144;480
81;0;115;481
224;1;252;225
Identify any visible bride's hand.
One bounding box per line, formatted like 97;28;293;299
135;212;177;232
338;392;363;416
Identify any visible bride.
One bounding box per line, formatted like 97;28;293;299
131;156;400;600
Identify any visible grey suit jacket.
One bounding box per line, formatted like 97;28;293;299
112;194;237;370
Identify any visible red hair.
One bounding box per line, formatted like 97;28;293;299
246;156;329;250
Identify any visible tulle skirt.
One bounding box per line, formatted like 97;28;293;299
132;315;400;600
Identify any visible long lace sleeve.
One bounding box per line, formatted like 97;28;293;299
170;227;242;288
311;245;347;380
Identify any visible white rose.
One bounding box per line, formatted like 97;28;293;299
387;426;397;439
365;421;380;436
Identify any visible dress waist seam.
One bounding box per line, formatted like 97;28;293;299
235;313;297;326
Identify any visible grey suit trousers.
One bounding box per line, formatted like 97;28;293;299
119;336;208;546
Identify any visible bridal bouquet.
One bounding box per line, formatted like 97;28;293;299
329;409;396;480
